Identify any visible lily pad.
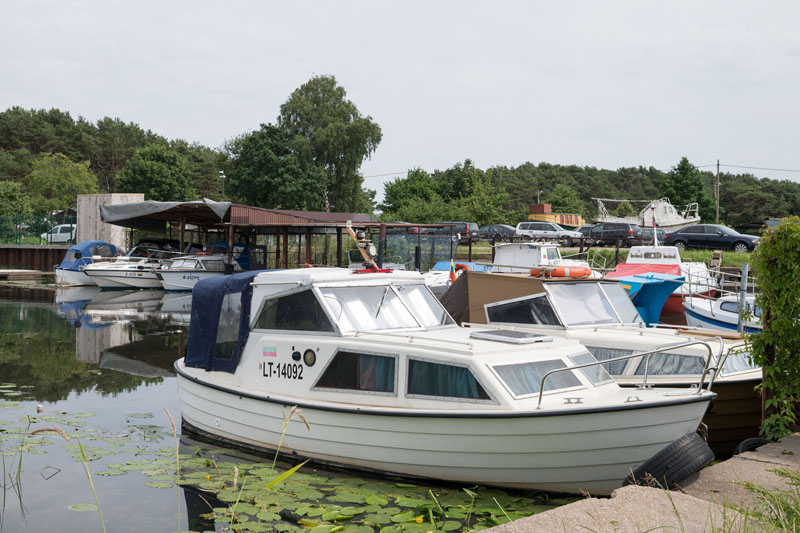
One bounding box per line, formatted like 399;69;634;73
126;412;154;419
68;503;99;512
144;480;173;488
96;469;127;476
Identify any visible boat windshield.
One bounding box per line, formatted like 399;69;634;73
720;348;760;376
547;282;641;327
393;284;454;327
170;259;200;269
320;285;422;333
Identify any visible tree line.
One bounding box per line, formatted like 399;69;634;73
1;75;798;229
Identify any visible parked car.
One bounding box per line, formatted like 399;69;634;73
576;224;597;239
384;222;420;234
477;224;515;241
41;224;76;244
663;224;759;252
424;222;479;244
514;221;584;246
588;222;642;247
638;227;667;245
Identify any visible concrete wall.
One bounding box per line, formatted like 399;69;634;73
77;194;144;250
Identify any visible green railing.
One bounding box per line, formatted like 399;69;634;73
0;214;77;245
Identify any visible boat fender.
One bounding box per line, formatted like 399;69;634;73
529;266;593;278
625;432;714;489
733;437;771;455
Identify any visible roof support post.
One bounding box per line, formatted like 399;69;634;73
305;227;312;265
282;227;289;269
226;223;234;273
179;217;186;254
274;228;281;269
377;223;386;268
336;227;342;267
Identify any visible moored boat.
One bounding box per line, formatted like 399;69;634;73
84;239;197;289
55;240;117;286
683;295;761;333
176;268;715;494
156;253;242;291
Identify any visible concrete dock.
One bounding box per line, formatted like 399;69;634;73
488;433;800;532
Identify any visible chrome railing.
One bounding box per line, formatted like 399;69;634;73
536;338;722;409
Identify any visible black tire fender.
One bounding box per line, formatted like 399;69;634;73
733;437;771;455
625;432;714;488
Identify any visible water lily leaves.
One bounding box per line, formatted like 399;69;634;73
144;480;173;488
126;412;154;419
96;469;127;476
365;494;388;506
390;511;416;523
328;492;365;504
68;503;99;512
256;509;281;521
440;520;461;531
395;497;430;508
72;412;97;418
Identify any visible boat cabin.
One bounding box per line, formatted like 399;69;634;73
492;243;564;273
183;268;625;411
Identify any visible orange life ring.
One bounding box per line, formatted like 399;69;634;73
530;266;592;278
455;263;470;272
302;263;314;268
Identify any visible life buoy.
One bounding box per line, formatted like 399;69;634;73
455;263;470;272
302;263;314;268
530;266;592;278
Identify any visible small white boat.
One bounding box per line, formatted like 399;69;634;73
491;242;596;276
176;268;714;495
55;241;117;286
156;254;242;291
684;295;761;333
84;239;192;289
594;197;700;232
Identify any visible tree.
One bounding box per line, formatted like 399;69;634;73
115;144;195;201
278;75;382;212
661;157;713;221
27;153;98;214
226;125;326;210
379;169;439;213
89;117;165;192
547;184;585;215
614;201;637;217
434;159;485;202
0;181;31;215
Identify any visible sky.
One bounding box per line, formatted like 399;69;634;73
2;1;800;202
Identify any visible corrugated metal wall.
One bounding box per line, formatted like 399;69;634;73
0;246;69;270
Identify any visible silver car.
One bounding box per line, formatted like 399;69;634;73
514;221;583;246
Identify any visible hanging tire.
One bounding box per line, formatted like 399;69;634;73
625;432;714;489
733;437;771;455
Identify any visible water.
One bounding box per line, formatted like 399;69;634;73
0;284;569;533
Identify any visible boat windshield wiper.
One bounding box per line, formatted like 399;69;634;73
375;286;390;318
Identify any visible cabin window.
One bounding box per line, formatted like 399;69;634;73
394;284;454;327
214;292;243;359
64;250;79;262
492;359;581;397
315;351;395;393
545;248;560;260
320;286;419;333
719;301;739;314
634;352;706;376
569;351;613;385
547;283;619;326
254;289;335;332
585;346;631;375
721;349;758;375
205;260;225;271
486;296;561;326
407;359;489;400
600;284;643;324
88;245;113;257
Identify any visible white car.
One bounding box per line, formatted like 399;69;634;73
514;221;583;246
41;224;76;244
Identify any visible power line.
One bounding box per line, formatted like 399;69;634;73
720;163;800;174
361;171;407;180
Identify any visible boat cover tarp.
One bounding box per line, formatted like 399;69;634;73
606;263;681;279
100;199;231;231
57;240;117;271
440;271;546;324
185;270;266;372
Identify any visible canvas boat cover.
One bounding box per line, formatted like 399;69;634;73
57;240;117;271
100;198;231;231
440;271;547;324
184;270;266;372
606;263;682;279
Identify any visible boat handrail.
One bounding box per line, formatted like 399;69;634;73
535;338;722;409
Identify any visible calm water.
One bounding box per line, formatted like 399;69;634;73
0;283;568;533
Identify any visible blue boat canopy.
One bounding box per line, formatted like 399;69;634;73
184;270;267;372
57;241;117;271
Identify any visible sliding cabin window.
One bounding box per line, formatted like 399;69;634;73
486;295;561;326
569;351;613;385
253;289;334;333
633;352;706;376
214;292;243;359
407;359;490;400
585;346;632;375
492;359;581;398
314;351;396;393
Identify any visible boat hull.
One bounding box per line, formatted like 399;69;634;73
683;301;761;334
56;268;96;286
158;270;225;291
85;268;162;289
176;363;710;495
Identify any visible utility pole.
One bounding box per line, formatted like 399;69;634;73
537;189;542;204
715;160;720;224
219;170;226;201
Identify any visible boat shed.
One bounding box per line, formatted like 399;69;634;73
98;199;454;269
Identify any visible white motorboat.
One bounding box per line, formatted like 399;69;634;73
55;241;118;286
594;197;700;231
440;271;761;454
176;268;715;495
83;239;194;289
684;295;761;333
156;253;242;291
491;242;596;276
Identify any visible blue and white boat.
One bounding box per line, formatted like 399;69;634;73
684;295;761;333
55;241;117;286
614;272;685;326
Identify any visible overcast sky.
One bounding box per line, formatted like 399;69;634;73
2;1;799;201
